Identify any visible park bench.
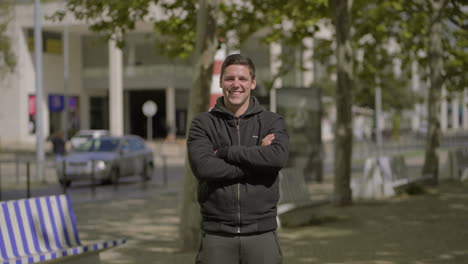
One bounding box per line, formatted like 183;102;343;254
277;167;330;227
0;194;126;264
278;167;312;215
448;148;468;181
278;168;329;211
351;155;431;199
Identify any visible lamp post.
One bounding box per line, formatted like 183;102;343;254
63;9;69;142
34;0;45;182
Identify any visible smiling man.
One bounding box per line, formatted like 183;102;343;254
187;54;289;264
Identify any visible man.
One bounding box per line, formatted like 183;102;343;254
187;53;289;264
50;130;66;162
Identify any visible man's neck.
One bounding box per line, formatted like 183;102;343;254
224;98;250;117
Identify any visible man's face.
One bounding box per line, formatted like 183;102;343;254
220;64;256;110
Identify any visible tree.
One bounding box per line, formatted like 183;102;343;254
178;0;219;251
422;0;445;182
421;0;466;181
53;0;259;251
352;1;416;112
52;0;210;250
394;0;467;181
0;0;16;80
329;0;353;205
240;1;353;204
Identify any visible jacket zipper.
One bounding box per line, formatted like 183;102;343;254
235;118;241;233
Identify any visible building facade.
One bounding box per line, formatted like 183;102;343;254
1;1;466;149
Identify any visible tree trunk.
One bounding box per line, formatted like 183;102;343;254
422;0;445;183
330;0;353;205
178;0;218;251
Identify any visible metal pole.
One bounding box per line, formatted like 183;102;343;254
62;159;67;194
34;0;46;183
147;116;152;141
26;161;31;198
63;16;69;145
142;157;147;190
0;162;2;201
162;155;167;187
15;153;19;184
91;160;95;197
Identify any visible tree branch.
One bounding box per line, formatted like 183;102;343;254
429;0;451;27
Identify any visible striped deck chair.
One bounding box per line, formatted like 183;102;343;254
0;195;126;264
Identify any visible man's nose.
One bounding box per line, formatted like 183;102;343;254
233;78;241;87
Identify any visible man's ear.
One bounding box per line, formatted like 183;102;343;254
251;78;257;90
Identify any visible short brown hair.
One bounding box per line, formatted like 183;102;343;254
220;54;256;80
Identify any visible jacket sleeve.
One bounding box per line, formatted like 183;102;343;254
217;114;289;170
187;115;247;182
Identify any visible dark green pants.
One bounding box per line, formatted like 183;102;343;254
195;231;282;264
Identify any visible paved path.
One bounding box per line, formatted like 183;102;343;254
74;180;468;264
3;141;468;263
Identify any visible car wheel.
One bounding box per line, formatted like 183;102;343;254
142;163;154;181
59;179;71;187
110;167;120;185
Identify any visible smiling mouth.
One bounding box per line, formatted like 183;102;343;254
229;91;243;96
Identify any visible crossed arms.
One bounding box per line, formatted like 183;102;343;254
187;115;289;182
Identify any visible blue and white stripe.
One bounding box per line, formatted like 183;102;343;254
0;195;126;264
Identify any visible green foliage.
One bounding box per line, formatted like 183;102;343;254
152;0;197;58
311;0;465;112
0;0;16;79
50;0;160;48
220;0;330;90
394;0;467;92
50;0;465;101
350;0;415;111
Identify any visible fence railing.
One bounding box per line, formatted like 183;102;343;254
0;152;172;202
0;154;56;200
350;132;468;162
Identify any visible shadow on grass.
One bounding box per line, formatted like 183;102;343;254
73;181;468;264
278;181;468;264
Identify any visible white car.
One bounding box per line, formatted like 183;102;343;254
70;130;110;149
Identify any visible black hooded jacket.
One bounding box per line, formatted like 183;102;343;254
187;96;289;234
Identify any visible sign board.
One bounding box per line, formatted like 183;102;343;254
277;87;322;182
142;100;158;117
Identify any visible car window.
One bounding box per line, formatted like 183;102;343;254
74;138;120;152
121;140;130;150
128;140;137;151
76;135;92;139
74;140;93;152
136;139;147;150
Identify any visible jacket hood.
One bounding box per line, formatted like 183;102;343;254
211;96;264;118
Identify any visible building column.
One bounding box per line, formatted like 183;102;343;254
302;37;314;88
451;92;459;131
269;42;282;113
440;86;448;132
166;86;176;140
108;39;124;136
463;89;468;130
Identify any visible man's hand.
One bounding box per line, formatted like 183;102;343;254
261;134;275;146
